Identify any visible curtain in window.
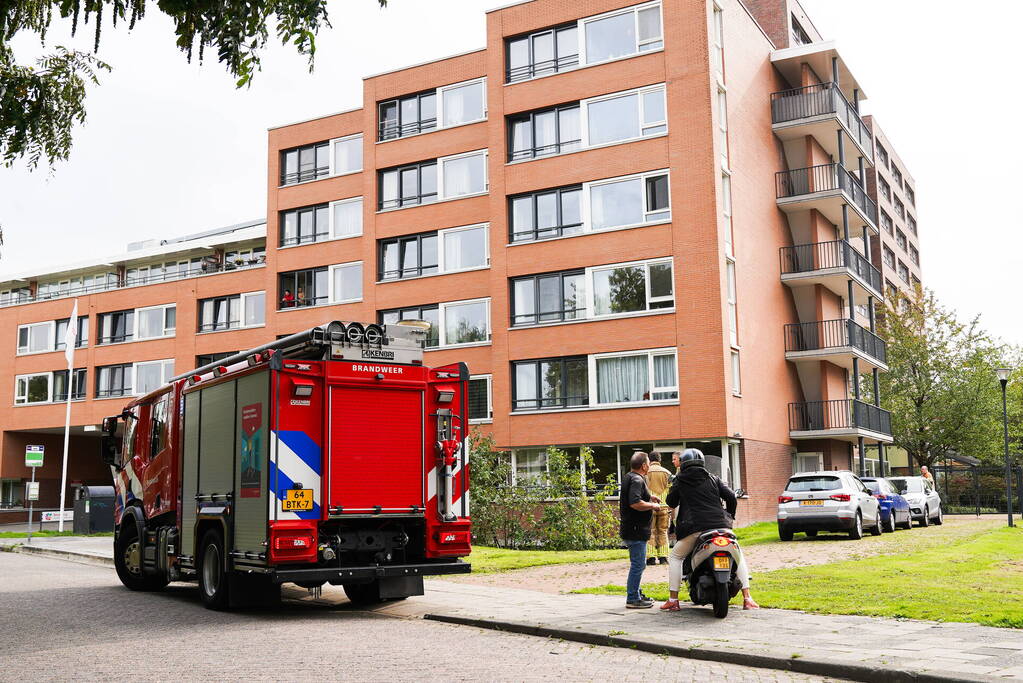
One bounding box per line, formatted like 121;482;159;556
590;178;643;231
597;355;648;404
333;199;362;237
443;155;485;197
653;354;677;398
442;83;483;127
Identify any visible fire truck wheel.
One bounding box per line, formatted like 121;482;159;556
343;580;384;606
198;529;230;610
114;521;168;592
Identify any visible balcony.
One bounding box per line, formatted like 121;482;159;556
784;319;887;372
789;399;893;442
771;83;873;161
779;239;882;303
776;163;878;233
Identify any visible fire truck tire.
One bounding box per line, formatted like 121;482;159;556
343;580;384;606
114;520;168;592
198;529;230;610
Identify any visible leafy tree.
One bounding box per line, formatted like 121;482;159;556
878;287;1004;467
1;0;384;169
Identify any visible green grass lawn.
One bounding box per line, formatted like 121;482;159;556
469;546;628;573
731;521;779;547
0;530;113;538
577;526;1023;628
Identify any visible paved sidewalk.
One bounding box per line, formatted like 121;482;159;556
0;535;113;566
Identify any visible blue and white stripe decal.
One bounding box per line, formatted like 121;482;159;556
269;430;322;520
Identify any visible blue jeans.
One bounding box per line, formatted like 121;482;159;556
625;539;647;602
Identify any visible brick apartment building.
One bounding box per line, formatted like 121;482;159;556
0;0;921;523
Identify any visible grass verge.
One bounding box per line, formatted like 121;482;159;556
576;526;1023;628
0;531;113;538
469;546;628;573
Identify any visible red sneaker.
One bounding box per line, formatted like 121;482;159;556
660;599;681;611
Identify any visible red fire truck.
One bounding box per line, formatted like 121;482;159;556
100;320;471;610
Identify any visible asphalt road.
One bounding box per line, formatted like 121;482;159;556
0;552;830;682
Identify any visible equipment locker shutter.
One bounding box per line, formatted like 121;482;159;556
234;371;269;555
198;382;234;497
181;391;201;556
328;386;424;512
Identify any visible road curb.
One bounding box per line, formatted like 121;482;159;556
423;613;993;683
6;543;114;567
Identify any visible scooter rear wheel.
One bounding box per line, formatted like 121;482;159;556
712;581;729;619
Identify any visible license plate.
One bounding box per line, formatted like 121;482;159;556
713;556;731;570
282;489;313;511
800;499;824;506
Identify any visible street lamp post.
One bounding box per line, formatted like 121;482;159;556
996;368;1014;527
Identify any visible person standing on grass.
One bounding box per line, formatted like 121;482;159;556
619;451;660;609
645;452;672;566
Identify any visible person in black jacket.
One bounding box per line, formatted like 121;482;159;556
660;448;759;612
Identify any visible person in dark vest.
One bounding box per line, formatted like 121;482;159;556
619;451;660;608
660;448;759;612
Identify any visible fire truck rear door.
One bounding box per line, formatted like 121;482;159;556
327;385;424;513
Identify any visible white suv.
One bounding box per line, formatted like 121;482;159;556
888;476;943;526
777;471;881;540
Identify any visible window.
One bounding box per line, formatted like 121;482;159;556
378;160;437;209
879;210;893;234
439;150;488;199
909;245;919;265
379;305;440;348
330;134;362;175
876;143;889;168
589;170;670;232
717;87;728;165
891;167;903;188
98;310;135;344
96;364;132;398
506;24;579;82
893;197;905;220
278;267;329;308
905;186;915;206
331;262;363;303
378;91;436;140
882;246;895;268
896;230;907;251
196;351;236;367
513;448;548;484
280;204;329;247
908;215;917;235
55;317;88;351
885;279;898;298
280;141;329;186
897;261;910;283
731;351;741;395
135;360;174;396
17;321;54;354
711;5;724;76
379;298;490;348
878;177;890;201
586;84;666;146
378;224;488;280
440;79;487;128
136;305;176;340
726;260;738;345
583;2;663;64
198;292;264;331
508;185;582;242
911;275;921;290
54;368;87;401
150;393;170;455
791;15;811;45
592;349;678;405
591;258;674;317
513;356;588;410
468;375;493;422
15;373;51;404
508;104;581;161
512;270;585;325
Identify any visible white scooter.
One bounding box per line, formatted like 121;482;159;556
683;528;743;618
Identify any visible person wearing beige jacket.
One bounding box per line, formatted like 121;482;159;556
644;452;673;565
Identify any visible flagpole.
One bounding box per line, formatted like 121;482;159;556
58;299;78;533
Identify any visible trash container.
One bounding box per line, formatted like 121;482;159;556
73;485;116;534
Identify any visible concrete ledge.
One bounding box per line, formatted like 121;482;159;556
424;613;994;683
4;543;114;567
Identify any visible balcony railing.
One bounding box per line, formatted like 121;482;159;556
0;259;266;309
776;163;877;226
784;319;887;365
779;239;882;294
789;399;892;436
770;83;873;157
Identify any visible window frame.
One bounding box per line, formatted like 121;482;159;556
279;203;330;247
588;347;679;408
897;260;910;283
439;297;492;347
279;141;330;186
16;321;56;355
579;83;667;149
378;304;441;348
510;269;586;326
55;316;89;351
329;133;363;176
329;261;364;304
97;309;135;345
53;368;88;402
378;231;440;281
197;291;265;332
277;266;330;309
134;304;176;341
505;23;580;82
580;1;664;67
437;77;488;129
581;168;672;235
95;363;133;399
731;350;741;395
468;374;494;424
507;103;582;161
726;259;738;346
437;149;489;201
14;372;53;405
377;160;438;210
511;355;589;411
586;257;675;320
133;359;175;397
330;196;363;241
507;185;583;243
377;89;438;141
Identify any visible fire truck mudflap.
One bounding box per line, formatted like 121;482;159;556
101;320;471;610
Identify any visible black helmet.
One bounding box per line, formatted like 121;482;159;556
680;448;705;469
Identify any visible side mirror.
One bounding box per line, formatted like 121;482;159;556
100;435;120;469
101;415;118;436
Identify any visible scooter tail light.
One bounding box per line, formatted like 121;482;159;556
711;536;731;547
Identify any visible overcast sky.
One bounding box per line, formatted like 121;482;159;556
1;1;1020;344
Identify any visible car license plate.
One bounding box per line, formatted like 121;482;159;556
713;556;731;570
282;489;313;511
800;500;824;506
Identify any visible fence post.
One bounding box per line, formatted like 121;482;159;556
1017;467;1022;522
973;467;981;517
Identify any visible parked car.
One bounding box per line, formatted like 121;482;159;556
861;477;912;532
777;471;882;540
889;476;943;526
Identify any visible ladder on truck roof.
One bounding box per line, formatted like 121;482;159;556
170;320;429;383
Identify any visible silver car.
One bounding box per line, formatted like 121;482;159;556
888;476;943;526
777;471;881;540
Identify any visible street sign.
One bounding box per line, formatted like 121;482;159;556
25;445;44;468
25;481;39;501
